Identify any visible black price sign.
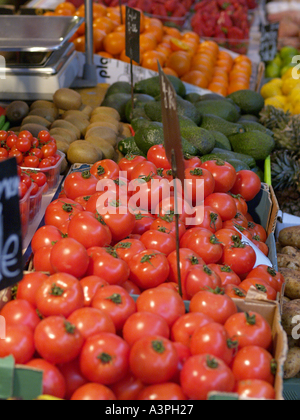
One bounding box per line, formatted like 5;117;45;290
259;22;280;63
125;6;141;65
0;158;23;291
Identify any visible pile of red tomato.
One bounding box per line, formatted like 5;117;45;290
0;144;285;400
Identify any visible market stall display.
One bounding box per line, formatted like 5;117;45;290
1;0;300;402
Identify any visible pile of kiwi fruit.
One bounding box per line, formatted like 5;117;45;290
5;87;131;169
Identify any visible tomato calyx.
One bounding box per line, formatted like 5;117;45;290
125;154;138;161
230;236;247;249
267;267;277;277
140;253;157;266
207;286;225;296
232;287;246;298
210;212;219;231
151;339;166;354
158;226;171;234
220;265;233;273
205;355;219;369
59;201;77;213
50;283;65;296
190;168;203;177
81;170;93;179
271;359;278;376
189;255;201;265
64;320;77;335
203;265;213;275
105;293;123;305
210;234;222;245
253;283;267;294
244;312;257;326
214;159;226;166
95;212;107;226
97;352;113;364
104;247;119;259
227;338;239;351
115;242;132;250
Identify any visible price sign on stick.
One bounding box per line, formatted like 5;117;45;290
158;62;185;297
125;6;141;65
259;22;280;63
0;158;23;291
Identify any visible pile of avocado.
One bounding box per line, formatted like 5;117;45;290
102;76;272;180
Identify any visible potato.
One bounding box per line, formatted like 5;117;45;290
279;226;300;248
277;254;300;271
284;347;300;379
282;299;300;335
280;268;300;300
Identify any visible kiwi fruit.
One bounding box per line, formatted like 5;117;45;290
84;126;117;145
21;115;51;129
91;106;121;121
67;140;102;164
64;115;90;137
85;136;115;160
53;137;69;155
20;123;49;138
89;113;121;130
86;121;119;136
6;101;29;125
28;107;58;123
51;119;81;139
30;100;58;112
79;104;93;118
53;88;82;111
120;123;132;138
49;127;76;144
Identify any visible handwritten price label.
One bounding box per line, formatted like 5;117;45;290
125;6;141;65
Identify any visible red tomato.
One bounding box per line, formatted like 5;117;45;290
180;227;223;265
171;312;214;348
68;307;116;340
246;265;284;293
185;264;222;300
230;193;248;215
208;263;241;286
57;359;88;400
16;137;31;153
184;167;215;205
189;288;238;325
9;148;23;164
184;156;202;169
30;172;47;187
136;287;186;328
225;211;249;229
130;160;157;180
201;159;236;193
0;325;35;364
150;215;186;239
86;247;130;285
50;237;89;278
252;238;269;256
26;359;66;399
33;246;56;274
247;222;267;243
230;170;261;202
34;316;84;365
140;230;176;256
91;285;136;332
155;195;193;225
191;205;223;233
80;332;130;385
129;249;170;289
224;311;272;350
180;354;235;400
204;193;237;221
110;373;144;401
79;275;109;307
222;242;256;277
147;144;172;170
35;272;85;318
239;278;277;301
90;159;119;180
0;299;40;331
234;379;276;400
64;170;98;201
129;335;179;385
114;238;146;263
224;284;247;300
138;383;187;400
190;322;237;365
16;272;48;307
118;154;147;180
231;346;276;385
132;212;156;235
41;143;56;159
37;130;50;143
23;155;40;168
67;211;112;249
44;198;84;230
71;383;116;401
123;312;170;347
130;173;166;214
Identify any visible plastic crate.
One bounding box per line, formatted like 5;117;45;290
21;151;65;191
29;182;48;223
283;378;300;400
19;184;32;240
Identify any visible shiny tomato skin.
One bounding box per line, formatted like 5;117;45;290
122;312;170;347
68;307;116;340
239;278;277;301
26;359;67;399
232;346;276;385
185;265;222;300
64;170;98;201
190;322;236;365
34;316;84;365
79;276;109;307
0;299;40;331
50;237;89;279
33;246;56;275
140;230;176;256
114;239;146;263
91;285;136;332
150;216;186;239
189;289;238;325
246;265;284;294
138;383;187;400
204;193;237;221
184;167;215;204
132;212;156;236
201;160;236;193
208;263;241;286
67;211;112;249
136;287;186;328
110;373;144;401
147;144;172;170
79;332;130;385
0;325;35;364
224;311;272;350
171;312;214;348
36;273;85;318
129;335;179;385
191;206;223;233
31;225;62;254
44;198;84;230
118;155;147;180
71;383;117;400
90;159;119;180
222;243;256;277
224;284;247;300
180;354;235;400
234;379;276;400
98;203;136;243
230;170;261;202
16;272;48;307
130;160;157;180
57;359;88;400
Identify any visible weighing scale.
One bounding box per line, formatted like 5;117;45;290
0;15;84;101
